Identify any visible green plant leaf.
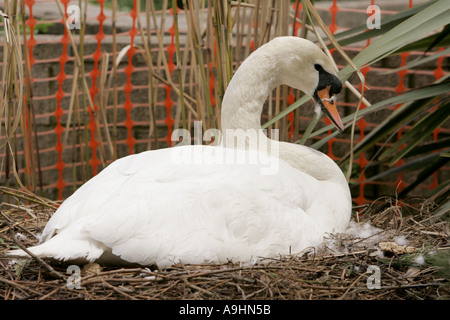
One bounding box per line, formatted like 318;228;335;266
399;155;450;197
394;23;450;54
403;137;450;158
379;102;450;165
382;46;450;75
362;149;449;183
338;0;450;81
332;1;436;47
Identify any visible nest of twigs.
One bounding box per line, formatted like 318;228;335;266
0;189;449;300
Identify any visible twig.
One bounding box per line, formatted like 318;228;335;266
338;273;366;300
9;229;66;280
38;287;60;300
101;279;139;300
2;202;37;219
381;283;443;290
182;276;216;297
0;276;43;298
0;186;59;209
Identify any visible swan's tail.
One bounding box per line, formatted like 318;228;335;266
5;236;106;263
6;248;35;259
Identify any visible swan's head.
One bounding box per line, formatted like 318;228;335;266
267;37;344;132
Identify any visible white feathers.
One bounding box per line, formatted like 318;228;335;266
345;220;383;240
393;235;410;246
314;96;336;118
7;37;352;267
320;220;384;255
314;103;322;118
7;145;350;267
14;233;28;241
413;254;426;266
321;96;336;104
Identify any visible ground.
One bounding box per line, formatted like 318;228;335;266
0;188;448;300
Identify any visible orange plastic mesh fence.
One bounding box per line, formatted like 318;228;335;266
0;0;448;204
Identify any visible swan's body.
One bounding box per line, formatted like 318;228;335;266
7;37;352;267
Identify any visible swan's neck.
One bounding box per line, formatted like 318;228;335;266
221;51;279;131
219;47;347;186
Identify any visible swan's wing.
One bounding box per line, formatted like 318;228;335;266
10;145;348;266
78;146;315;265
37;152;143;243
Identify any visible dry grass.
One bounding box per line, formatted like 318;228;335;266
2;0;373;197
0;189;448;300
0;1;448;302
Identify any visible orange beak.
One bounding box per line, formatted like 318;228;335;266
317;86;344;132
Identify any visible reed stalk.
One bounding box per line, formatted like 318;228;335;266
77;0;90;181
18;0;33;191
98;52;114;159
183;0;206;130
10;0;32;192
1;0;376;200
56;0;110;172
0;1;25;193
111;0;119;157
171;0;187;130
188;0;215;129
144;0;158;149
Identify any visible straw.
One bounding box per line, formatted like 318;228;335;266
0;195;448;300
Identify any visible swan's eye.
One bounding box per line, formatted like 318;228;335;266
314;64;323;71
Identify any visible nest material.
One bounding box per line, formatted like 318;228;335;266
0;194;449;300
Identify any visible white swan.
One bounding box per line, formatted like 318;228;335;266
7;37;352;267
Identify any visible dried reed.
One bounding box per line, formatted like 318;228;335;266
1;2;25;193
2;0;367;197
0;195;448;300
